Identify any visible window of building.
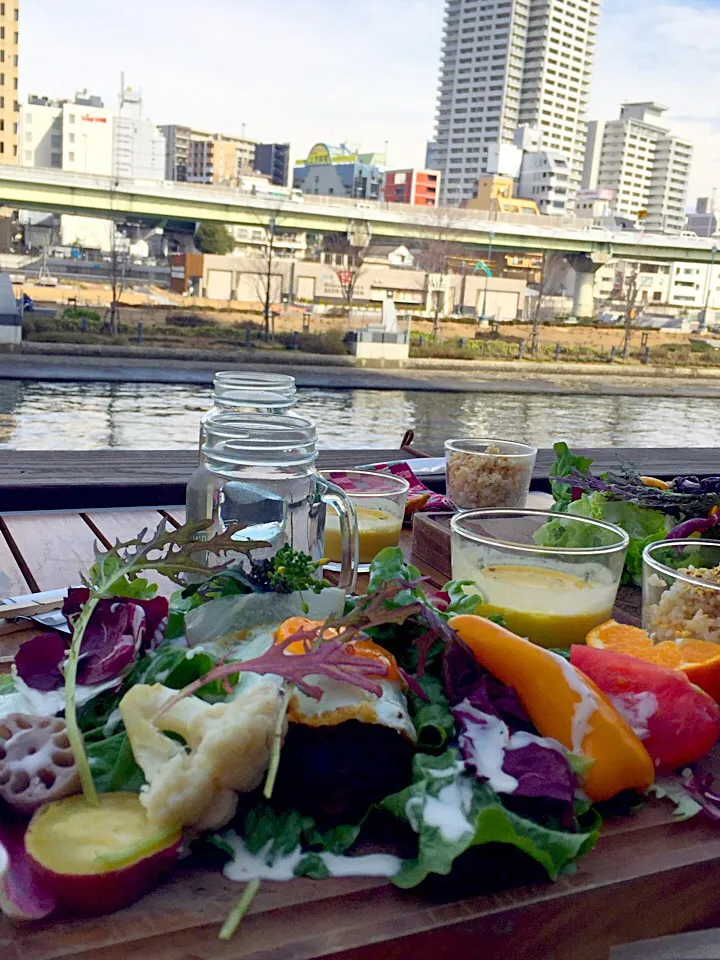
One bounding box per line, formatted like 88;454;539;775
13;8;17;20
68;113;75;124
0;5;5;15
12;55;16;66
23;130;29;142
68;151;75;162
23;148;30;161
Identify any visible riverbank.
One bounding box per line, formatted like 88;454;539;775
3;343;720;398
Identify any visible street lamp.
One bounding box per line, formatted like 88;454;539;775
480;230;495;320
701;243;719;331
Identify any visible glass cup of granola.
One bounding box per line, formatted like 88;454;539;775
445;438;537;511
643;540;720;643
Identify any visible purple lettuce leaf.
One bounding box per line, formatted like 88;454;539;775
667;514;720;540
0;820;56;920
14;632;67;691
16;595;163;691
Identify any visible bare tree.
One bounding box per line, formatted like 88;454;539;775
323;227;369;315
107;220;126;338
416;240;452;340
618;262;643;360
528;252;568;357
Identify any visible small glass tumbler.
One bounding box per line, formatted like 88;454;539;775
320;470;410;572
451;508;629;647
445;438;537;510
643;539;720;642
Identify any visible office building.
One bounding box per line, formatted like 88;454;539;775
433;0;600;205
516;149;571;215
384;168;441;206
465;173;539;215
686;197;718;238
114;84;165;180
0;1;19;163
582;102;693;234
20;91;114;175
254;142;290;186
159;124;256;182
293;142;385;200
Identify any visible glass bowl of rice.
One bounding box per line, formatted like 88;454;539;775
642;540;720;643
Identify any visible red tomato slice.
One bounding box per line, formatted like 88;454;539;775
570;645;720;772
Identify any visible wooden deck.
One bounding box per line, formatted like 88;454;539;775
0;447;718;511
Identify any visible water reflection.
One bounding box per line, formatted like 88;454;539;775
0;378;715;450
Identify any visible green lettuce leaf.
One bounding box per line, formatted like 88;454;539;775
89;555;158;600
0;674;16;696
368;547;424;606
443;579;485;616
568;493;672;585
407;674;455;753
381;750;600;889
549;442;594;510
87;732;144;793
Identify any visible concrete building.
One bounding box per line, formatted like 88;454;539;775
20;91;114;175
293;142;385;200
254;142;290;187
159;124;256;182
516;149;571;215
170;252;527;320
0;1;19;163
582;102;693;234
465;174;539;215
575;188;613;219
114;84;165;180
434;0;600;205
384;168;441;206
686;198;718;238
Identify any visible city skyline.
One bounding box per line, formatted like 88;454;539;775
19;0;720;202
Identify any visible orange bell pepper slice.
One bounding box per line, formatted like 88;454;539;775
449;615;655;802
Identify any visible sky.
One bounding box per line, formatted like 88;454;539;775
19;0;720;202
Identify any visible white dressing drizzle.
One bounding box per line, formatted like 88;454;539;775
546;651;599;753
607;691;658;740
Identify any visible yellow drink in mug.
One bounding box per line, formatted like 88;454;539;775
321;471;410;571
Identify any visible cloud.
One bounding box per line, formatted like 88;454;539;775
19;0;720;197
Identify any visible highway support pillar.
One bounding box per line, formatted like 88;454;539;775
567;252;610;320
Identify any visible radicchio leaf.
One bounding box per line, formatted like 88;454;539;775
14;632;66;691
0;821;55;920
16;594;167;691
667;514;720;540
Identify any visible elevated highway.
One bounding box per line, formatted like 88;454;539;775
0;165;717;265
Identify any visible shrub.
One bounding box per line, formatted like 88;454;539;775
62;306;101;323
166;313;218;328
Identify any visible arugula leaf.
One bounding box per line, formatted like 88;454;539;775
87;732;144;793
549;442;594;511
368;547;424;606
443;580;485;617
0;674;15;696
407;674;456;753
381;750;600;889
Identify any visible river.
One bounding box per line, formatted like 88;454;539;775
0;379;712;450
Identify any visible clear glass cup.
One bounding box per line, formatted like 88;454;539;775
451;509;629;647
445;438;538;510
643;540;720;642
186;412;359;591
320;470;410;572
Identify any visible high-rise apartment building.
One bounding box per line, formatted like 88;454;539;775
434;0;600;205
0;1;20;163
583;102;693;234
114;84;165;180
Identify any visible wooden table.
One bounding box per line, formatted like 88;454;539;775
1;447;718;511
2;506;720;960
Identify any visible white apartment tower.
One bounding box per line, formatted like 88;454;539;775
583;102;693;234
434;0;600;205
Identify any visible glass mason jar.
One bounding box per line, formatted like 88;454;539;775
204;371;297;420
186;412;359;591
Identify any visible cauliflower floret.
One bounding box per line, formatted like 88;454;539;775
119;681;283;830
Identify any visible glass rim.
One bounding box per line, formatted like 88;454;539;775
451;508;630;556
445;438;538;458
320;469;410;497
643;539;720;590
204;411;315;437
214;370;296;388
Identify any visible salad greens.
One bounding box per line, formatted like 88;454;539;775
381;750;600;888
545;441;720;584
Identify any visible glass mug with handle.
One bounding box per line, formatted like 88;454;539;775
186;412;359;591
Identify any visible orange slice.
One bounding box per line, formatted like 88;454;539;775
587;619;720;701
